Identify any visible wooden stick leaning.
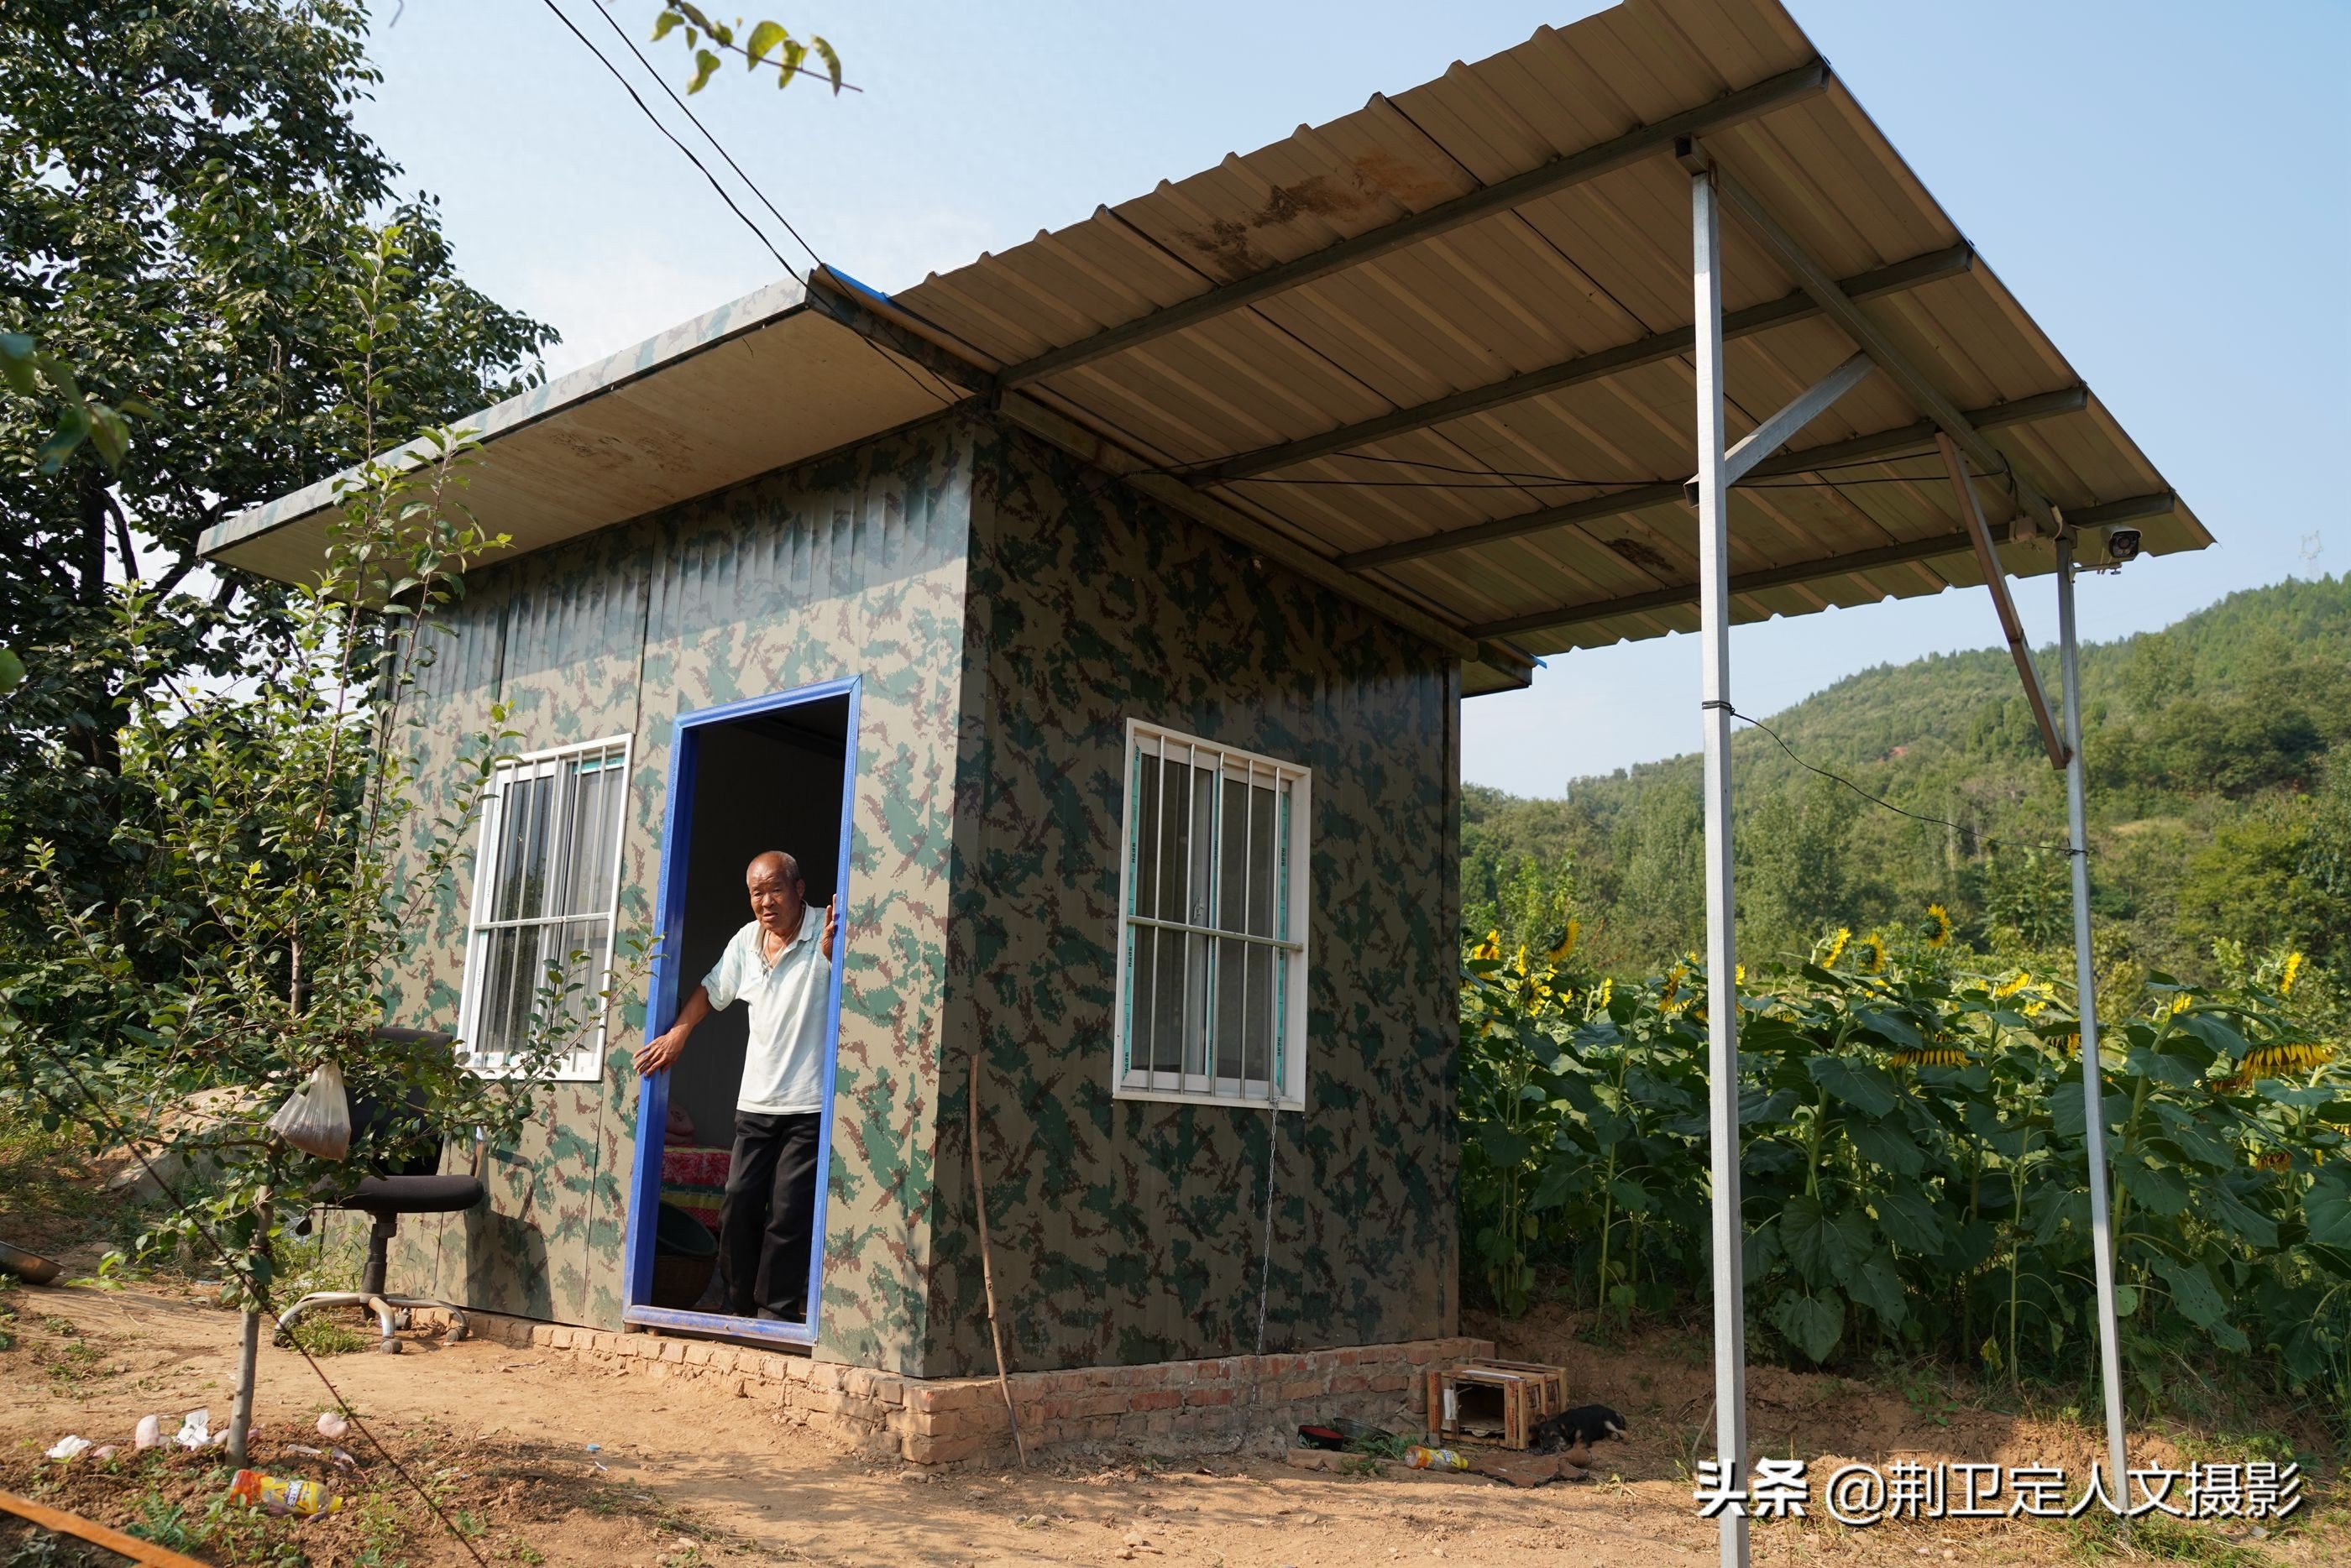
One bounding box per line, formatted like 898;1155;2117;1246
1;1489;213;1568
969;1048;1028;1466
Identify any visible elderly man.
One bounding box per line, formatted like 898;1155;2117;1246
636;850;837;1322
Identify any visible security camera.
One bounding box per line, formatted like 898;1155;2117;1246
2106;526;2143;564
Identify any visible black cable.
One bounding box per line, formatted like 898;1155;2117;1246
535;0;796;277
18;1042;494;1568
1729;707;2076;856
559;0;966;411
586;0;823;272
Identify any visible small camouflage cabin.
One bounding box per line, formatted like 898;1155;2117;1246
204;274;1490;1382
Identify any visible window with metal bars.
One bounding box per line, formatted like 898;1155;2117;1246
1113;721;1309;1108
458;736;631;1081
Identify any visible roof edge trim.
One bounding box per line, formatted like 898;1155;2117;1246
199;275;811;562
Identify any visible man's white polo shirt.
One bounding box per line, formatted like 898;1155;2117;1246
702;907;830;1116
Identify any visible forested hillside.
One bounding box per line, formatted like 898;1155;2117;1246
1463;574;2351;991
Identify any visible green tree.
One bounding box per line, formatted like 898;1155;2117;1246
1739;776;1856;961
0;0;554;944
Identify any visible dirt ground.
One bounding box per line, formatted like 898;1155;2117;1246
2;1278;2341;1568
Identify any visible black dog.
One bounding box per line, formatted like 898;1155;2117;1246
1532;1403;1627;1455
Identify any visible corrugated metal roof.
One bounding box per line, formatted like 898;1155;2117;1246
888;0;2203;687
207;0;2203;697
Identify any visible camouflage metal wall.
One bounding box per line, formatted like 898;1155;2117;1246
917;428;1463;1379
379;410;1460;1377
383;418;978;1373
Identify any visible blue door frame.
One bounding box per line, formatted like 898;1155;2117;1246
619;676;861;1346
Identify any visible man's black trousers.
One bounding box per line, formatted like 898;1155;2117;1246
718;1111;820;1321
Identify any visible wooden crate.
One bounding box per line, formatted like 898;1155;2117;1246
1423;1358;1568;1450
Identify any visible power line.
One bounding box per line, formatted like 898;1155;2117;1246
535;0;795;276
546;0;965;410
586;0;824;273
1730;707;2075;856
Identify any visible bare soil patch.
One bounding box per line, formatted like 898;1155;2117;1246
0;1282;2340;1567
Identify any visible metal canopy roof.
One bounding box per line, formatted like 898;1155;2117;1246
206;0;2205;696
882;0;2205;691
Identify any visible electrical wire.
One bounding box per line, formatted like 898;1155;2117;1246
17;1040;495;1568
1729;706;2076;856
536;0;794;278
548;0;966;410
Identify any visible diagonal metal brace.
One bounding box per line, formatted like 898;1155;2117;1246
1722;352;1874;485
1940;432;2068;768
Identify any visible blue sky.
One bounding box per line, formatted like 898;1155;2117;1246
356;2;2348;794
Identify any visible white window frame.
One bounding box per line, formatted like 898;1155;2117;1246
458;734;632;1083
1111;719;1310;1110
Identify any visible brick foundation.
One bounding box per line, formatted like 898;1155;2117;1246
437;1311;1489;1466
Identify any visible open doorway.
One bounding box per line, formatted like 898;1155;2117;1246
621;678;857;1347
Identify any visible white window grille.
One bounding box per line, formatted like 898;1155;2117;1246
1113;720;1309;1108
458;736;631;1081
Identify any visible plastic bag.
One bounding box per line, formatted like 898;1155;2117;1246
266;1062;351;1160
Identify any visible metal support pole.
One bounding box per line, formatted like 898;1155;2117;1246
2056;530;2131;1506
1693;165;1749;1568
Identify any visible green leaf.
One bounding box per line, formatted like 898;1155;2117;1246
689;47;722;93
1849;1249;1907;1326
2050;1087;2131;1143
2116;1157;2190;1217
2198;1184;2280;1250
2124;1044;2204;1088
1850;1006;1923;1051
1869;1189;1948;1257
2152;1255;2227;1330
0;332;39;395
1846;1116;1926;1177
651;8;683;40
2170;1010;2251;1061
745;18;789;63
1476;1127;1532;1168
812;34;843;91
1778;1195;1869;1288
0;647;22;693
2306;1165;2351;1248
1807;1054;1899;1118
1772;1290;1845;1363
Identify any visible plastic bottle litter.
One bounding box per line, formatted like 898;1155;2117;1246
1402;1445;1468;1471
45;1435;92;1461
228;1468;344;1518
175;1409;214;1449
316;1410;349;1441
134;1414;165;1450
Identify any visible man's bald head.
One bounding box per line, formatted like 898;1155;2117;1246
746;850;802;889
746;851;809;940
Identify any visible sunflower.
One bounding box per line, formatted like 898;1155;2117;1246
1658;963;1688;1014
1546;920;1581;962
2244;1043;2335;1077
1924;904;1953;949
2254;1151;2291;1173
1471;929;1502;962
2280;951;2305;997
1993;972;2033;1000
1891;1047;1970;1068
1595;977;1614;1009
1821;928;1852;969
1855;933;1888;975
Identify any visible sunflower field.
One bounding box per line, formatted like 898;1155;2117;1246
1458;925;2351;1424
